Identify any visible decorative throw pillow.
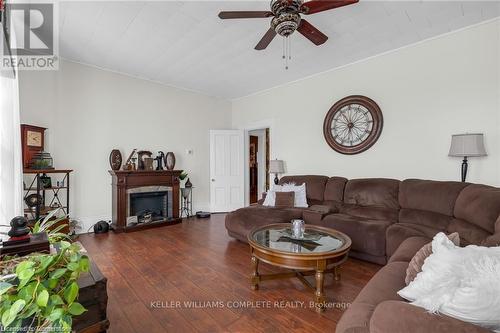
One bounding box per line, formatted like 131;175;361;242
262;183;308;208
275;192;294;207
398;232;500;332
405;232;460;285
280;182;308;208
262;184;283;206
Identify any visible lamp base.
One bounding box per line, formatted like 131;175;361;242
461;157;468;182
274;174;279;185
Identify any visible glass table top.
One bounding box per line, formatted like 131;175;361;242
250;226;345;254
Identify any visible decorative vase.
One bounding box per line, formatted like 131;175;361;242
185;178;192;188
165;152;176;170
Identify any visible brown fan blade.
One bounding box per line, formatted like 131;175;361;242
297;19;328;45
218;11;273;19
255;28;277;50
300;0;358;15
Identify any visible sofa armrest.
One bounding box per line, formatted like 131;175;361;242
303;205;335;225
370;301;492;333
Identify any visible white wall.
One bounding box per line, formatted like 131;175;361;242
19;60;231;231
232;19;500;187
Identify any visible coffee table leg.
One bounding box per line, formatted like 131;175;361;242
251;255;260;290
315;269;325;313
334;266;341;281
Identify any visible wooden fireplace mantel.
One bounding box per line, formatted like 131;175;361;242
109;170;183;233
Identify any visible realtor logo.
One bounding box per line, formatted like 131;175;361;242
1;2;58;70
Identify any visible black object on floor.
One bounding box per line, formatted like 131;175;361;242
94;221;110;234
196;211;211;218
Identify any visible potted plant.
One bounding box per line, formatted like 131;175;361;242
0;210;89;332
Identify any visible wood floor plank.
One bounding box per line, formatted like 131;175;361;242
78;214;380;333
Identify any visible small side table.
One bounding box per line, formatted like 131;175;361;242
180;187;193;217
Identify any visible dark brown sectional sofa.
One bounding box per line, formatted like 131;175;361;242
224;175;500;333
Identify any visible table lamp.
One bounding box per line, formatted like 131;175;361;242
448;133;487;182
269;159;285;185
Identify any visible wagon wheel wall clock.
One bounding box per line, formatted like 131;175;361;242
323;95;383;155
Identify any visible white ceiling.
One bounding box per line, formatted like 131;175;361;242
58;1;500;99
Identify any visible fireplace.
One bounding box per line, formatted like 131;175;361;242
126;186;173;226
109;170;182;233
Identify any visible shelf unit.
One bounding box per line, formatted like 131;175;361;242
23;169;73;221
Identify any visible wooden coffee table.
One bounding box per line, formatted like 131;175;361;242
248;223;352;312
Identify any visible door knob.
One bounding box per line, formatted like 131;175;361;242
211;179;215;182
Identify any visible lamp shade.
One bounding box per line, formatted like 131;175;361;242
269;160;285;174
448;133;487;157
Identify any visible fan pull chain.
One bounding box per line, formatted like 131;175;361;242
282;37;286;60
282;36;293;70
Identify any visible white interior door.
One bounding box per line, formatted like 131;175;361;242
210;130;245;212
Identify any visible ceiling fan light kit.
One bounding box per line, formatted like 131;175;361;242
218;0;359;69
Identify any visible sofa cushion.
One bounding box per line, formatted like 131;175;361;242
340;205;399;222
225;205;304;242
388;236;431;264
398;208;452;232
386;223;442;257
322;214;392;257
454;184;500;234
335;262;407;333
339;179;400;222
344;178;400;209
447;218;491;246
399;179;468;216
279;175;328;203
370;301;492;333
324;176;348;201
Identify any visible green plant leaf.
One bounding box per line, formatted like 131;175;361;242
0;282;13;296
32;220;41;233
15;261;34;275
17;268;34;281
60;315;72;332
67;262;79;272
48;279;58;290
1;308;10;327
63;282;78;304
17;282;36;302
67;302;86;316
17;268;35;289
36;290;49;307
79;257;89;272
35;256;54;274
19;303;38;319
2;299;25;327
59;241;71;249
50;268;67;279
49;295;64;305
48;308;64;322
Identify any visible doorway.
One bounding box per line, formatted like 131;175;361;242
248;129;270;204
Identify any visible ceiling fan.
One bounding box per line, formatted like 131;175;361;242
218;0;359;51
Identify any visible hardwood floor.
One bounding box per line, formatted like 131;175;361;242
78;214;381;333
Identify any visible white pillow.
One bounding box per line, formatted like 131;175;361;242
398;232;500;332
262;184;282;206
262;183;308;208
281;183;308;208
